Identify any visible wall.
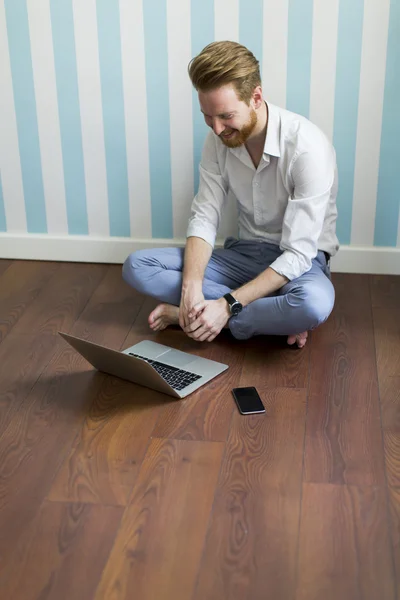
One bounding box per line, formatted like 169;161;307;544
0;0;399;274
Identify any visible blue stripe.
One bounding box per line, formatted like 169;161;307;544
50;0;88;235
191;0;214;194
4;0;47;233
143;0;173;238
332;0;364;245
97;0;130;238
0;173;6;232
286;0;313;117
239;0;263;77
374;0;400;247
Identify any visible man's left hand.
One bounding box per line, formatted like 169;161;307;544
184;298;230;342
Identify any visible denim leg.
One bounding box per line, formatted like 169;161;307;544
229;252;335;339
123;245;335;340
122;243;264;305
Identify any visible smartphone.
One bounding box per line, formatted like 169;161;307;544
232;386;265;415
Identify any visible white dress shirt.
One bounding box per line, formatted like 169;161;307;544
186;102;340;281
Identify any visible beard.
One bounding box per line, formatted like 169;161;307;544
219;109;258;148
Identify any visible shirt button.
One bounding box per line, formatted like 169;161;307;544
253;181;259;187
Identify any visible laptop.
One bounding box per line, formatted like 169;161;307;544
58;332;229;399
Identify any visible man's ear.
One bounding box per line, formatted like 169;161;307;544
252;86;264;110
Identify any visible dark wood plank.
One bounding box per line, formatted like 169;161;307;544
0;340;106;570
296;483;395;600
388;486;400;598
374;308;400;379
381;378;400;486
0;500;123;600
374;307;400;487
0;332;59;435
47;377;166;506
350;485;395;600
0;260;59;343
70;264;145;347
12;262;108;335
238;334;310;388
304;274;385;485
0;258;12;277
94;438;224;600
47;267;163;506
370;275;400;309
193;388;306;600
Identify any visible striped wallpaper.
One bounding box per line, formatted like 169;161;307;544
0;0;399;249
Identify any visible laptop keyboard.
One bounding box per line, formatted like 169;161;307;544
128;353;202;391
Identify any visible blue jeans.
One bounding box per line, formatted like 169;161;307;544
122;237;335;340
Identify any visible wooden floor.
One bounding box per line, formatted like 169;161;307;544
0;259;399;600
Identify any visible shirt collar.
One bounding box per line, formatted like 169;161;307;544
263;102;281;158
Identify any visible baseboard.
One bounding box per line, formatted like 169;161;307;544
0;232;399;275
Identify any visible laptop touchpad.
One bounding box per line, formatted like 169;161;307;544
160;349;198;368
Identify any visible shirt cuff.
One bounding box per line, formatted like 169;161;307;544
269;251;311;281
186;219;217;248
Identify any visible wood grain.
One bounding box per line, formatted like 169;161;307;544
380;377;400;487
12;262;107;335
374;305;400;486
296;483;395;600
0;332;59;435
370;275;400;310
350;485;395;600
0;341;105;569
388;486;400;598
0;500;122;600
296;483;359;600
0;260;59;342
70;264;144;347
94;438;224;600
373;308;400;378
0;259;12;277
48;377;165;506
193;388;306;600
48;265;162;506
304;274;385;485
238;334;310;388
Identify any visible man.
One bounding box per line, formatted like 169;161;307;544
123;41;339;349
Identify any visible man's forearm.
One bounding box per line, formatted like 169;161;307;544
233;267;289;307
182;236;213;289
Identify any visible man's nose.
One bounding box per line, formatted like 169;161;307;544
212;119;225;136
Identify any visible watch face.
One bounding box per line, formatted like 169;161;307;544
231;302;242;316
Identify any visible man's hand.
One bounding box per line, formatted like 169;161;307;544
184;298;230;342
179;285;205;329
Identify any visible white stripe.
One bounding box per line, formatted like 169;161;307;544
214;0;239;42
0;0;27;232
262;0;289;108
351;0;390;246
119;0;152;238
167;0;194;238
309;0;339;142
26;0;68;235
214;0;239;239
72;0;109;236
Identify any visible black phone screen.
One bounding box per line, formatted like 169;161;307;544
232;387;265;415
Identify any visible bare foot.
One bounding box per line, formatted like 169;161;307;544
148;303;180;331
287;330;308;349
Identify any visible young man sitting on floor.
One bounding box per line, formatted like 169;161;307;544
123;41;339;349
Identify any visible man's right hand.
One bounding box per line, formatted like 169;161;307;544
179;285;205;330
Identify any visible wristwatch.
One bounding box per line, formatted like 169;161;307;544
223;293;243;317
